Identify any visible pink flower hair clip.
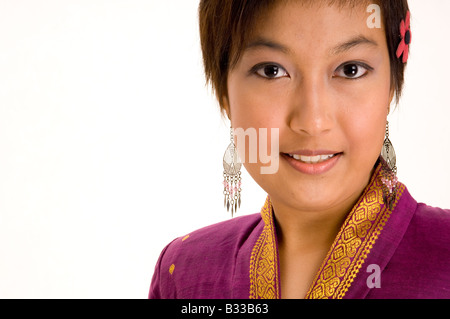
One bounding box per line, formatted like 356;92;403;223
396;11;411;63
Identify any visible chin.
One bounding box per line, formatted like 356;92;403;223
267;180;340;210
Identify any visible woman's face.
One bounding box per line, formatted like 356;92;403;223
225;2;393;213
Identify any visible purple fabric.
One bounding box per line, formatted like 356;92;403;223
149;186;450;299
364;193;450;298
149;214;262;299
345;187;450;298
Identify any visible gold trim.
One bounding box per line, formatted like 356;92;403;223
305;166;405;299
249;197;280;299
249;163;405;299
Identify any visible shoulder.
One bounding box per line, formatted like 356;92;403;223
149;213;263;299
411;202;450;239
398;193;450;270
162;213;262;259
390;200;450;297
367;189;450;298
414;202;450;221
397;186;450;246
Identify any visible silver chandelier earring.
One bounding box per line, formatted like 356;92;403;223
381;120;397;174
223;127;242;217
380;120;398;210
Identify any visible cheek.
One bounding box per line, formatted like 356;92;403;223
342;94;388;160
228;77;285;180
228;77;283;130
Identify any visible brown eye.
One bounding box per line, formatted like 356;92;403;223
344;64;359;77
336;62;370;79
263;65;280;77
255;63;288;79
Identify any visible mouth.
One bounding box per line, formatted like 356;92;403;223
281;151;343;175
284;153;340;164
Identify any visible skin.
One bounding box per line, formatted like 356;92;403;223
223;1;394;298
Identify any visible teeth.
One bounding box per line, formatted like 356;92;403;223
290;154;335;164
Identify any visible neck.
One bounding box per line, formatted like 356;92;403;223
272;179;371;255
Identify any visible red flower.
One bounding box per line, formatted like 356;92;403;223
396;11;411;63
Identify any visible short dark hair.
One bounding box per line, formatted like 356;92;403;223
199;0;410;114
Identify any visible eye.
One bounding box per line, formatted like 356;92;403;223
335;62;372;79
253;63;289;79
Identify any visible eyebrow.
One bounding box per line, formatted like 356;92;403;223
331;35;378;55
244;35;378;56
245;38;291;54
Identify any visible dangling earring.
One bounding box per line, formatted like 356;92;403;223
223;127;242;217
381;121;397;174
380;120;398;210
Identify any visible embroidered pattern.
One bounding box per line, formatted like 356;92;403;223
306;165;404;298
169;264;175;275
248;162;404;299
249;197;280;299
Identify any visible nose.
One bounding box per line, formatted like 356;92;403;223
287;75;335;137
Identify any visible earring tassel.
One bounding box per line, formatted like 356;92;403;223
223;173;242;217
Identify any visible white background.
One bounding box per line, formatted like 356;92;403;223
0;0;449;298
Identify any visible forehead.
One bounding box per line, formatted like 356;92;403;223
254;0;379;33
272;0;375;13
244;1;385;56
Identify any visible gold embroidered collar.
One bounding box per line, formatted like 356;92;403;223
249;162;405;299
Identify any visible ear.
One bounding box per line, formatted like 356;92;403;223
222;95;231;120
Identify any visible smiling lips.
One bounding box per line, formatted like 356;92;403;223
283;151;343;175
286;153;337;164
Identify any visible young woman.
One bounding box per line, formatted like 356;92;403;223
149;0;450;299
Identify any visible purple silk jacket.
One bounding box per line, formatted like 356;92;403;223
149;162;450;299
